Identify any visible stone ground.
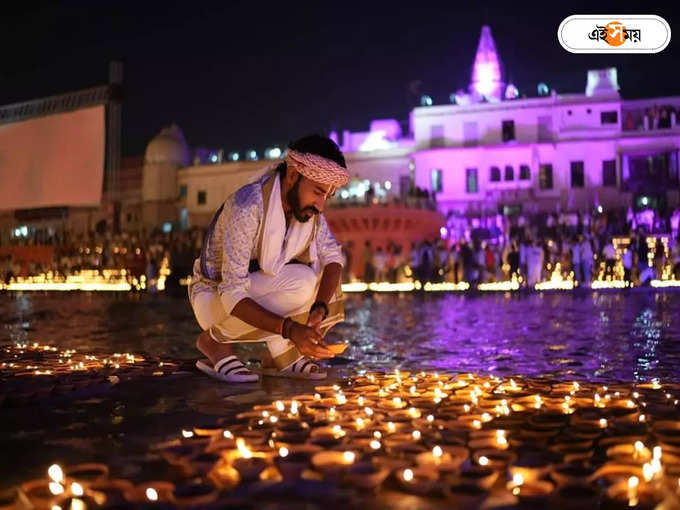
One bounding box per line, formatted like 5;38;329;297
2;289;680;508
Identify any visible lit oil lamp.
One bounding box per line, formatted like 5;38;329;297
396;467;438;495
550;463;597;487
123;482;175;506
310;450;357;483
507;472;554;503
606;441;652;464
472;449;517;470
273;446;312;481
345;461;390;490
231;438;268;482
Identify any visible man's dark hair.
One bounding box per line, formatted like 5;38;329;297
276;133;346;179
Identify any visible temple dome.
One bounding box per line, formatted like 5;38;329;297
144;124;190;166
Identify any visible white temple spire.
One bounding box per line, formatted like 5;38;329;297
469;25;504;102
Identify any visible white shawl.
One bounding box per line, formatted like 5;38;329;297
259;172;317;275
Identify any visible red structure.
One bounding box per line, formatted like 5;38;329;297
325;204;445;279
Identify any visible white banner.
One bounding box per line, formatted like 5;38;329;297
0;105;105;211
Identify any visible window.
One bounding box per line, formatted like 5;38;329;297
466;168;478;193
519;165;531;180
490;166;501;182
537;115;552;142
502;120;515;142
504;165;514;181
197;190;207;205
539;164;553;189
570;161;585;188
601;111;618;124
430;169;443;193
179;185;187;199
602;160;617;186
430;125;445;148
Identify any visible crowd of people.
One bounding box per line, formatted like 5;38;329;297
2;207;680;292
0;229;204;293
624;103;679;131
348;208;680;288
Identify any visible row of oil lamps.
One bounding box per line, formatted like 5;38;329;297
1;343;176;378
8;370;680;509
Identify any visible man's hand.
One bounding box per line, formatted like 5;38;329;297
307;308;325;333
288;321;334;359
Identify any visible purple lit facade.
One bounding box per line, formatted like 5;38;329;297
333;26;680;222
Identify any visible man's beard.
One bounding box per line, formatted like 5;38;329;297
287;175;319;223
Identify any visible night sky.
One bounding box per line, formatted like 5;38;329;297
2;1;679;157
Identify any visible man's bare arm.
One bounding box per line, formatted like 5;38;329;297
230;296;334;359
230;297;287;336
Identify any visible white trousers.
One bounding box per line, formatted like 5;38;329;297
189;264;341;369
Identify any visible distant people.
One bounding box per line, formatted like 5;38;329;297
526;240;544;287
341;242;353;283
507;241;520;279
571;236;582;282
363;241;374;282
461;242;475;284
409;242;420;282
672;238;680;279
636;235;649;277
580;236;594;285
373;247;386;282
419;241;434;283
603;239;616;278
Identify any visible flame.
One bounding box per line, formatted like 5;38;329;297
513;473;524;486
70;482;84;497
403;469;414;482
146;488;158;501
49;483;64;496
48;464;64;484
236;438;253;459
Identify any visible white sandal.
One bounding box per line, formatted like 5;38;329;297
259;357;327;380
195;356;259;383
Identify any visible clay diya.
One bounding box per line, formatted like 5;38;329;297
395;467;439;495
345;462;390;490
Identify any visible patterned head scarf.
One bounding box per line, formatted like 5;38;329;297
286;149;350;195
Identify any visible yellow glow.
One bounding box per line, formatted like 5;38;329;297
236;438;253;459
478;281;520;291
